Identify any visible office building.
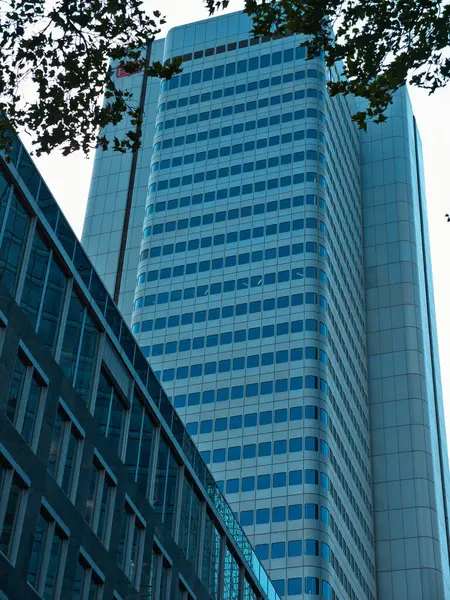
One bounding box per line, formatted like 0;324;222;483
0;132;280;600
82;10;450;600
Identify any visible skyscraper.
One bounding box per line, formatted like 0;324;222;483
0;130;279;600
82;10;450;600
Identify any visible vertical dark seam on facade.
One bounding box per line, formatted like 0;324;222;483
413;115;450;562
114;41;153;305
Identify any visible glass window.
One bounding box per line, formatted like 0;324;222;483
289;470;302;486
0;460;28;562
243;444;256;459
241;477;255;492
240;510;253;526
288;540;302;557
255;544;268;561
0;193;29;294
272;506;286;522
117;501;145;585
6;349;45;449
288;578;302;595
257;474;270;489
273;472;286;488
271;542;285;559
47;403;83;501
27;507;68;598
94;370;127;457
153;435;178;533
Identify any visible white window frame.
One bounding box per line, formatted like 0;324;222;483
87;450;117;549
49;398;85;503
76;547;105;600
28;499;70;599
9;342;48;451
0;444;30;565
120;495;146;589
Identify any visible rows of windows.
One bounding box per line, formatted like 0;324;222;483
239;502;329;527
154;349;326;383
170;375;328;407
160;46;312;91
150;168;327;194
153;126;325;160
141;242;325;273
146;188;325;226
139;259;327;287
186;404;327;436
143;211;326;240
215;469;329;493
255;538;330;561
152;149;326;175
144;322;323;358
272;577;329;598
171;31;294;65
159;81;325;114
201;435;330;466
156;86;325;132
327;254;364;338
137;271;327;325
134;291;326;327
150;109;326;157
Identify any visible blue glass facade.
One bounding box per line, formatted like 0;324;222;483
82;10;450;600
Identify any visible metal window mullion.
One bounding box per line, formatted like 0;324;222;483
153;552;163;600
35;248;53;332
124;512;136;577
161;446;171;523
119;384;132;463
134;525;145;588
148;426;161;504
54;533;68;599
54;277;74;362
217;535;226;600
31;385;46;452
70;430;84;504
37;519;56;596
105;387;114;438
173;465;184;544
0;469;13;537
103;479;115;549
134;407;144;483
56;419;71;486
88;332;105;414
72;307;87;387
10;484;28;565
15;216;37;303
92;469;106;535
15;364;33;433
0;184;13;245
81;566;92;600
197;502;206;577
237;565;245;600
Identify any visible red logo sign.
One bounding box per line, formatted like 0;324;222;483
116;65;143;78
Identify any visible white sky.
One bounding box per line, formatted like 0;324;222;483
28;0;450;443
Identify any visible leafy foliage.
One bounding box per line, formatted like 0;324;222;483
1;0;448;157
206;0;450;128
0;0;181;157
